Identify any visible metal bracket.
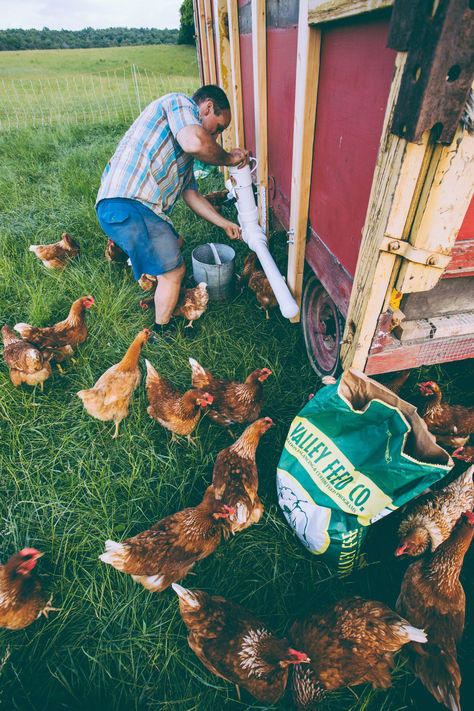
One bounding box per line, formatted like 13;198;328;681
387;0;474;144
379;236;452;268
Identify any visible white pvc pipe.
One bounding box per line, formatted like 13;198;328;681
227;163;300;319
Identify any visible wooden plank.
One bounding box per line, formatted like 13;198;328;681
196;0;210;85
398;313;474;342
204;0;217;84
287;0;321;323
340;53;420;371
251;0;269;234
212;0;235;158
193;0;205;85
365;333;474;374
305;229;353;318
395;125;474;292
308;0;394;25
227;0;245;150
444;237;474;278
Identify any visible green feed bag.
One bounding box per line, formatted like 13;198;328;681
277;369;452;576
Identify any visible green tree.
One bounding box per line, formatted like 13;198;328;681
178;0;195;45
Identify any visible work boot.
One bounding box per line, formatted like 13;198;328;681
149;321;177;343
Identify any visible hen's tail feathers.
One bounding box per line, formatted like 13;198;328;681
188;357;205;375
403;625;428;644
131;573;167;592
145;358;160;382
99;540;127;569
411;645;461;711
13;322;31;337
188;358;209;387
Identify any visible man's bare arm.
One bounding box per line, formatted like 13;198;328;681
177;125;248;167
182;189;241;239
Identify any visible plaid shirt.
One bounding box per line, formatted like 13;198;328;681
96;93;200;222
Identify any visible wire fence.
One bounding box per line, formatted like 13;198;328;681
0;64;199;131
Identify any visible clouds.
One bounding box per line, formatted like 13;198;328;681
0;0;182;31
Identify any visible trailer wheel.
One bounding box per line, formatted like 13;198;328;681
302;275;344;378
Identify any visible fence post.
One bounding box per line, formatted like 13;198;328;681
132;64;141;114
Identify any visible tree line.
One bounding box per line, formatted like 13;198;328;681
0;27;180;51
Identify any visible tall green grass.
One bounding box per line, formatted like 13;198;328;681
0;118;472;711
0;44;198;78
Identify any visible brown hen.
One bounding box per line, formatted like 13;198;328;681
99;496;233;592
77;329;149;438
211;417;274;535
2;324;52;390
189;358;271;429
172;281;209;329
145;358;213;444
172;583;310;704
105;238;129;263
242;252;278;319
396;511;474;711
14;296;94;359
418;381;474;448
395;465;474;557
0;549;56;630
29;232;79;270
290;597;427;709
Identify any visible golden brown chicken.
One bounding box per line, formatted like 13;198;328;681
418;381;474;448
0;549;57;630
2;324;52;390
145;358;213;444
14;296;94;360
211;417;274;535
242;252;278;319
203;189;230;208
77;329;149;438
29;232;79;270
172;583;310;704
105;238;129;263
138;273;157;291
396;511;474;711
290;597;427;709
99;496;233;592
189;358;271;429
395;466;474;557
172;281;209;330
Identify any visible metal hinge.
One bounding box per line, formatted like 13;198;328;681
379;236;452;268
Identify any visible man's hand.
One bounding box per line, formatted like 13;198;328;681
228;148;250;168
221;220;242;240
182;189;242;240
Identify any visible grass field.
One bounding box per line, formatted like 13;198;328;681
0;45;200;130
0;44;198;78
0;47;473;711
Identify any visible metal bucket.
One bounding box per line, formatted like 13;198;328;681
191;242;235;302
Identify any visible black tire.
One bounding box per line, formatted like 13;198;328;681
301;273;344;378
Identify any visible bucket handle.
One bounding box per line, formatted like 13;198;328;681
208;242;222;265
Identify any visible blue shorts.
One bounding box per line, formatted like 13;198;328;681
96;198;183;279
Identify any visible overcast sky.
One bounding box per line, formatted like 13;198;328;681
0;0;182;30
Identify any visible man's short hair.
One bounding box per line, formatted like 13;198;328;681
192;85;230;115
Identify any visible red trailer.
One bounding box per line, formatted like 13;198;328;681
193;0;474;377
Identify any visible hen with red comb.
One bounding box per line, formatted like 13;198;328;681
418;381;474;449
0;549;57;630
172;583;310;703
